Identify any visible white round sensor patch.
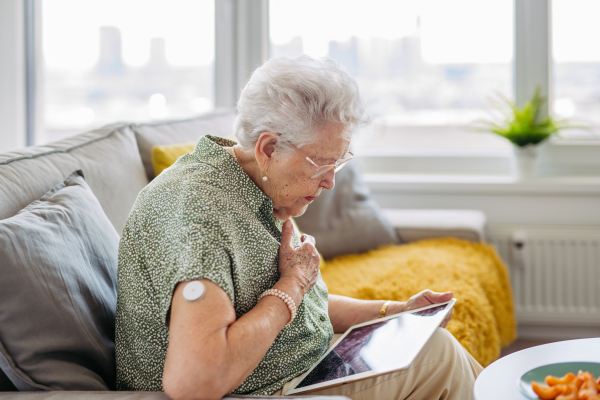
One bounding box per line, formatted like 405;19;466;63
182;281;206;302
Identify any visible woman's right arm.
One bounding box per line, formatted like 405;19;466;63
162;220;320;400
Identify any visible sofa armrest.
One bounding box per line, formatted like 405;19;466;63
381;209;486;243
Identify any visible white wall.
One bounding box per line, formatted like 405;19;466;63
0;0;26;153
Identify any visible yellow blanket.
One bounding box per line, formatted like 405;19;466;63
320;238;516;367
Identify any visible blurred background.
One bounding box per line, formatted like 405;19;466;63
31;0;599;150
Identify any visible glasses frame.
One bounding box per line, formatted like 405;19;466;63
280;136;354;179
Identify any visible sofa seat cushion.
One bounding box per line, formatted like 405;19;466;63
320;238;517;367
0;124;149;234
132;109;236;180
382;209;487;242
0;392;351;399
0;171;119;391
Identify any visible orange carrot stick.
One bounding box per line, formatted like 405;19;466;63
556;383;577;400
547;373;576;386
532;381;565;400
579;378;599;400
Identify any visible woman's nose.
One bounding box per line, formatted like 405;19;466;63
319;170;335;190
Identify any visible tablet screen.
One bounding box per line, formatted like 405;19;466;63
293;303;450;390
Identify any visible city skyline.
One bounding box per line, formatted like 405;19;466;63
43;24;214;141
43;0;215;69
41;0;600;146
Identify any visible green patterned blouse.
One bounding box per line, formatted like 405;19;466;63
115;135;333;395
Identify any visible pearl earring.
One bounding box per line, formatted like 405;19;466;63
262;175;268;182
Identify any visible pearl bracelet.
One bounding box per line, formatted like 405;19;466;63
259;288;297;327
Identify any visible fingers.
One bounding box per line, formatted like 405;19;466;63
300;234;316;246
280;219;295;251
278;224;321;295
299;234;317;259
406;289;454;312
422;289;454;304
437;291;454;302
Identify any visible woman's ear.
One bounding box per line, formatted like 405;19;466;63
254;132;279;171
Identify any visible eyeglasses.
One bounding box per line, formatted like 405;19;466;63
281;137;354;179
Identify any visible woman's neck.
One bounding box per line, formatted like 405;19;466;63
226;146;289;220
226;146;269;196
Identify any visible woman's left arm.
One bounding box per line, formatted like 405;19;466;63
327;290;454;333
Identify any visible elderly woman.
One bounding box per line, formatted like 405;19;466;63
115;56;482;400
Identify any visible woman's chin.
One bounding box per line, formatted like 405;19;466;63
273;203;310;220
291;205;309;218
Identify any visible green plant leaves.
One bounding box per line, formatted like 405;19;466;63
476;87;572;147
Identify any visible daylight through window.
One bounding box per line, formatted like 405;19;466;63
553;0;600;139
41;0;215;144
270;0;514;151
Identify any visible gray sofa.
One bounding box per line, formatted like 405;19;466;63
0;110;484;398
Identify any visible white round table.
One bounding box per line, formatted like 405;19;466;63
474;338;600;400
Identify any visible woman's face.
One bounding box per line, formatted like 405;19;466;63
267;122;350;220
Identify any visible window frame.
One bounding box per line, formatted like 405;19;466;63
0;0;27;153
11;0;598;176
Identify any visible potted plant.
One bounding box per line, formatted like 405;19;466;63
477;87;572;179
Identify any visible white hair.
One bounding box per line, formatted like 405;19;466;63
234;56;369;152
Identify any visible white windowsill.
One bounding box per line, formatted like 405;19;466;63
363;173;600;195
357;135;600;195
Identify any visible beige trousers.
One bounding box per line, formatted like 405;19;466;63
272;328;483;400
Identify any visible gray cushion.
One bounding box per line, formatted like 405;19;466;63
0;171;119;391
131;109;237;180
295;162;399;259
0;124;149;234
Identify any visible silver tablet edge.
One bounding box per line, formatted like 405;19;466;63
284;298;457;396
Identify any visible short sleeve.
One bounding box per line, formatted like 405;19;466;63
157;225;235;327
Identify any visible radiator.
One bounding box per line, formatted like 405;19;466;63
488;226;600;326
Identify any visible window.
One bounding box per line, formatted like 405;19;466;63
552;0;600;139
270;0;514;152
40;0;214;144
1;0;594;165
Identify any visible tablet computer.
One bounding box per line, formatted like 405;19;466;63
285;298;456;396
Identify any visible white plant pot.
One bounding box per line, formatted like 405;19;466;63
513;145;538;179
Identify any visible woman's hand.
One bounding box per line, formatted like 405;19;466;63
275;220;321;306
387;289;454;328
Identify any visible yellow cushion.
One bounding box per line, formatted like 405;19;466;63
320;238;516;367
151;136;239;177
151;142;196;177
